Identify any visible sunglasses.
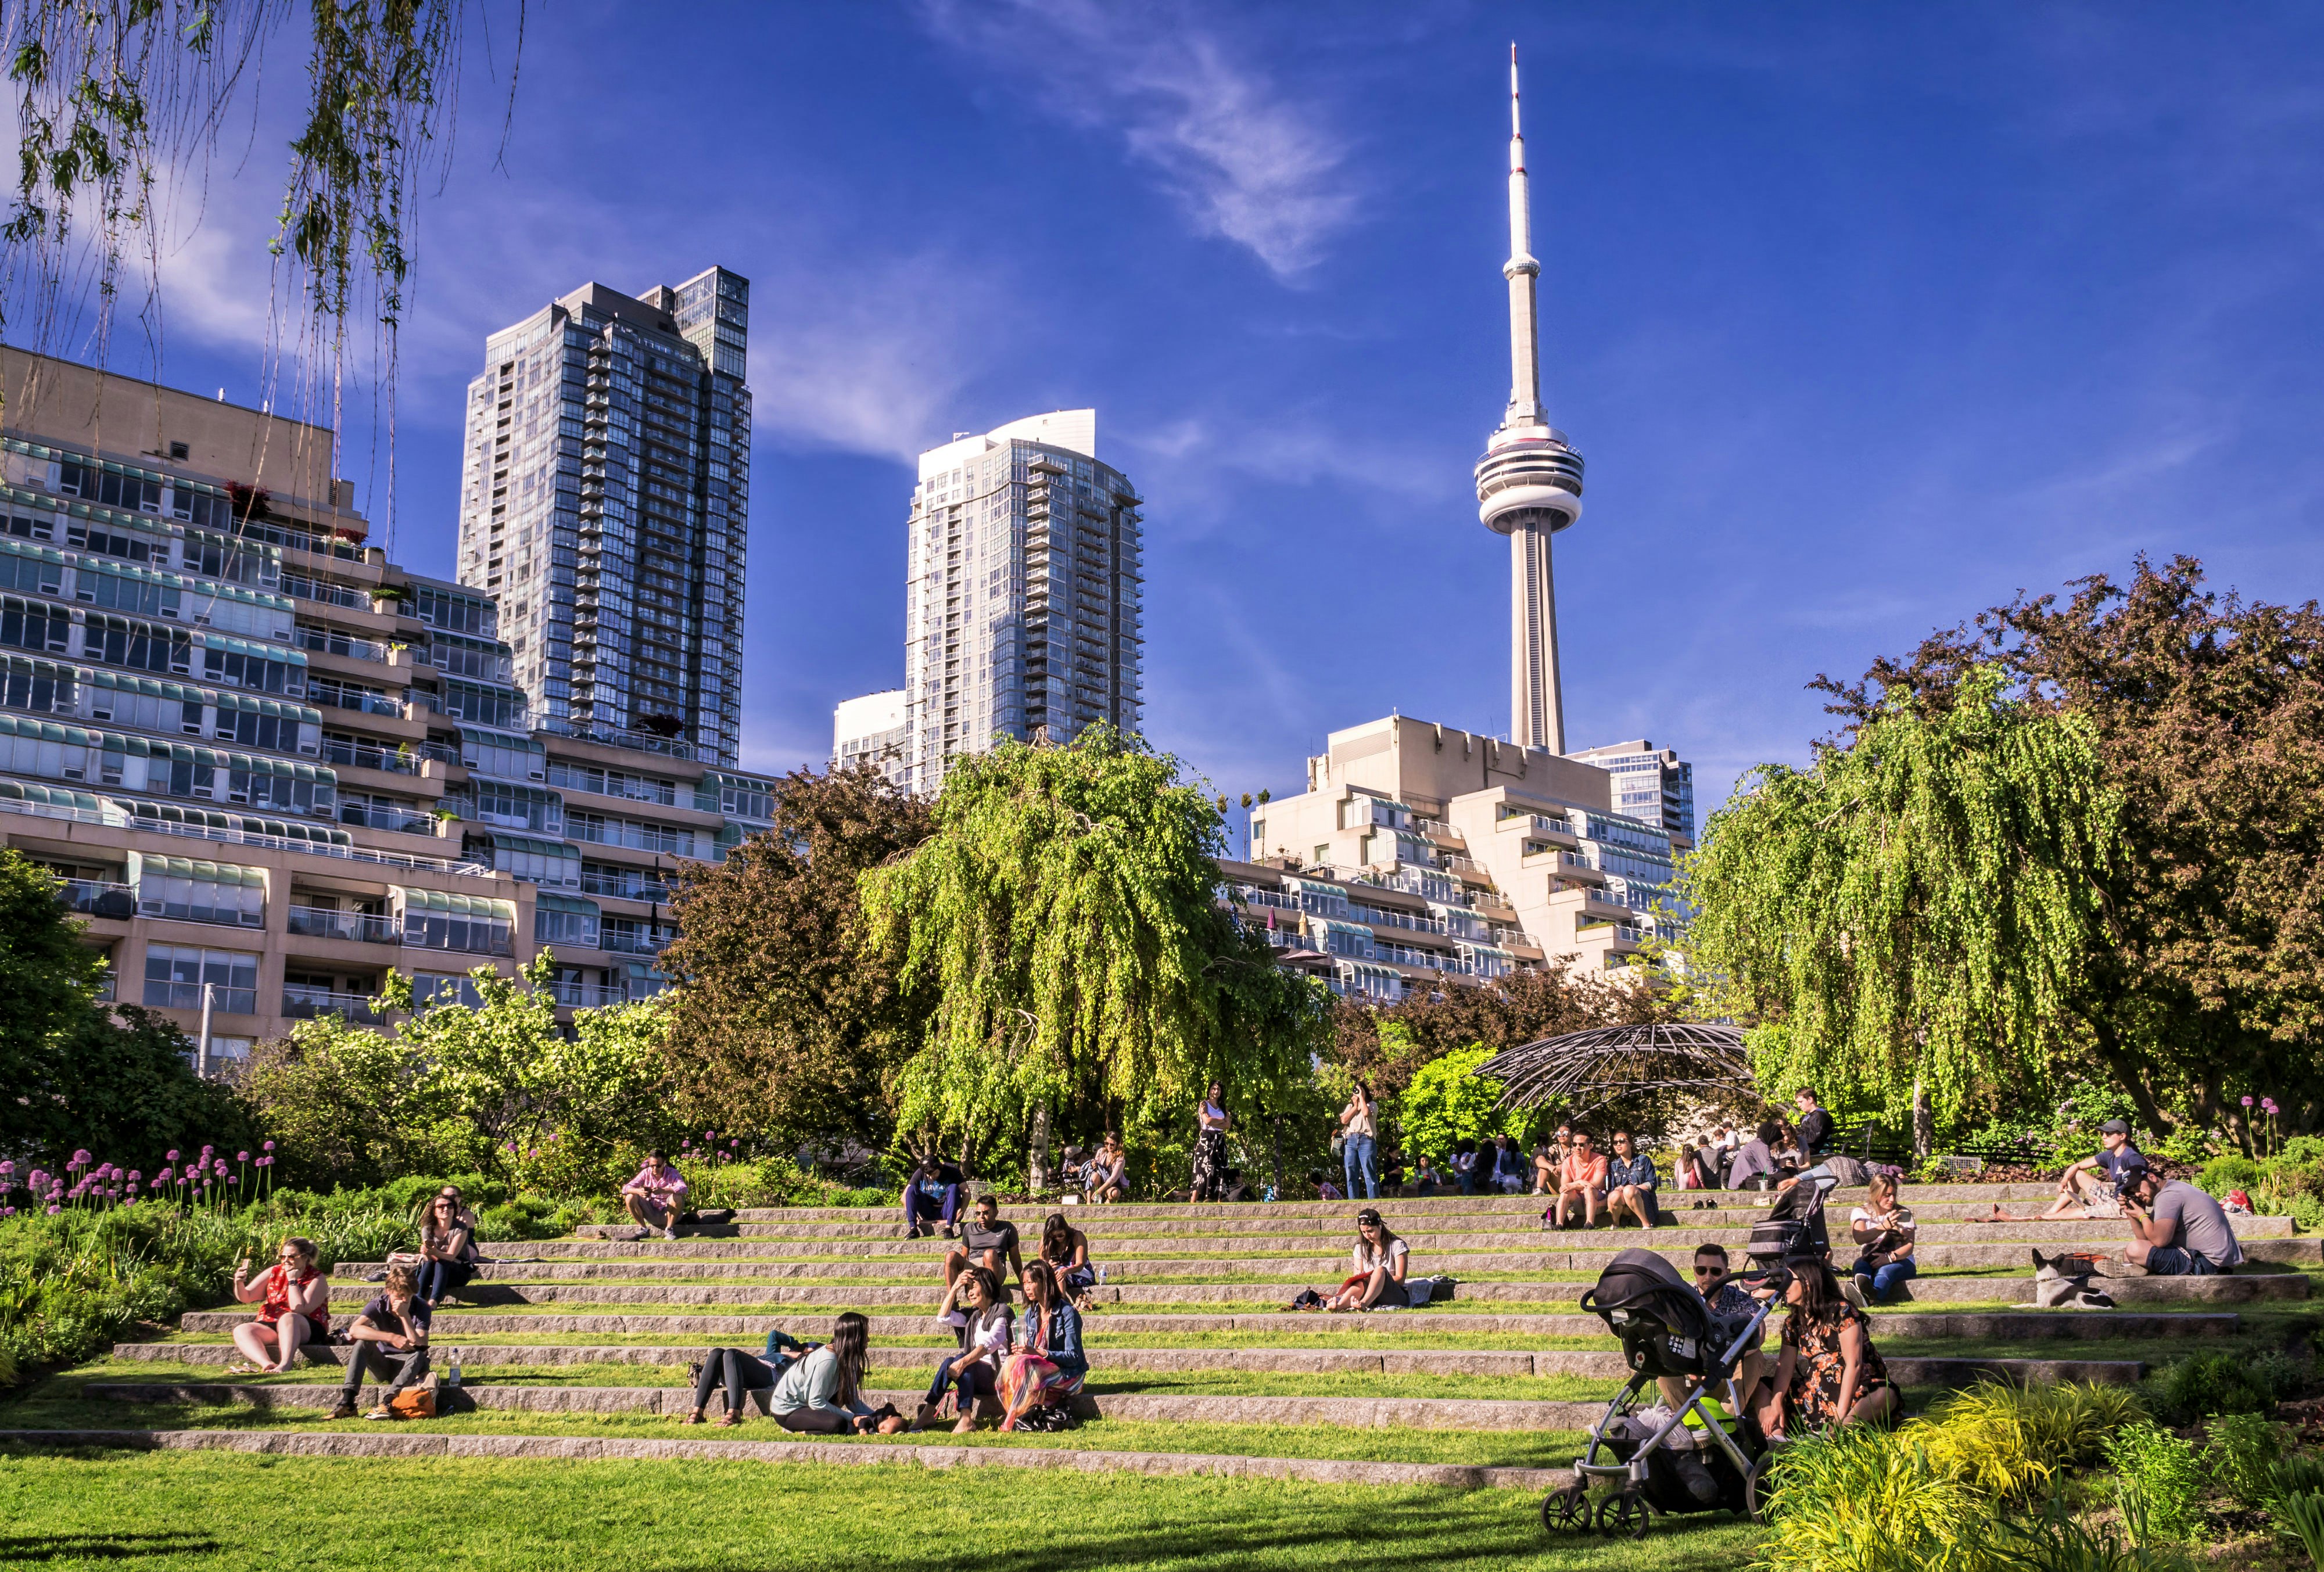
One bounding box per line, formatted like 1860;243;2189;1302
1694;1265;1727;1279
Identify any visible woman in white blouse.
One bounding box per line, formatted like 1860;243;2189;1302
1326;1208;1410;1312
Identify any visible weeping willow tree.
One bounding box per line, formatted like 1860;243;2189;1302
860;726;1328;1180
1680;668;2122;1143
5;1;519;543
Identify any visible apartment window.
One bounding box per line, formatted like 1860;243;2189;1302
133;857;266;928
143;943;259;1013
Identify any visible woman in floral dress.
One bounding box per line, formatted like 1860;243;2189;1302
1755;1258;1899;1436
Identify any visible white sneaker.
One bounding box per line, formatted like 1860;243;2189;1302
663;1227;677;1241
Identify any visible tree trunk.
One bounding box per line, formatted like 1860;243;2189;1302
2087;1014;2175;1137
1269;1110;1285;1201
1911;1076;1934;1164
1027;1100;1053;1194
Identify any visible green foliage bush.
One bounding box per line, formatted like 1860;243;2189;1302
2202;1413;2289;1509
2105;1422;2205;1546
2140;1351;2293;1426
1397;1044;1526;1161
1755;1422;1991;1572
1922;1380;2143;1501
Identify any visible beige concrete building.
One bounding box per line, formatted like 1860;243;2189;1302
1237;716;1684;996
0;350;774;1065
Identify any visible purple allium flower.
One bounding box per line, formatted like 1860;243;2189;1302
2243;1096;2256;1108
70;1149;91;1166
237;1151;250;1162
166;1150;180;1162
200;1145;214;1157
127;1171;140;1183
264;1141;275;1151
46;1205;59;1215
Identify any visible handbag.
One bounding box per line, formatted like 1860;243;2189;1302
387;1385;437;1419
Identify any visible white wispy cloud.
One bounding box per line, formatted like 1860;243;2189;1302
923;0;1358;278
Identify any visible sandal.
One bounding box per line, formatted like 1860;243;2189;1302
224;1362;264;1376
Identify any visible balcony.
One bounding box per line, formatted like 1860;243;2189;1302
580;868;672;902
287;905;400;945
547;980;629;1008
297;626;388;662
145;980;258;1014
315;687;405;719
321;737;418;774
281;986;383;1024
58;878;136;919
599;927;672;956
339;802;440;836
282;575;371;612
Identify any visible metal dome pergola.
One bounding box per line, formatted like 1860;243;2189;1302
1471;1022;1757;1119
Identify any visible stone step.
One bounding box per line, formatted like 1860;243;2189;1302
0;1428;1573;1490
480;1236;2321;1272
730;1184;2093;1223
299;1294;2239;1341
96;1340;2157;1388
582;1214;2293;1247
335;1259;2311;1305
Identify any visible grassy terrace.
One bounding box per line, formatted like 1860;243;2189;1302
0;1452;1763;1571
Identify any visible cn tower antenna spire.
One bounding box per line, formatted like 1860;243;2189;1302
1503;44;1543;429
1475;42;1583;756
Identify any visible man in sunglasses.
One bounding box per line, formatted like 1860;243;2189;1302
1655;1243;1771;1420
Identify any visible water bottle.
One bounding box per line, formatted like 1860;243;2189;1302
447;1353;462;1388
1096;1265;1107;1286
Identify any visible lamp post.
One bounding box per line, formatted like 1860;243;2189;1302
196;981;215;1078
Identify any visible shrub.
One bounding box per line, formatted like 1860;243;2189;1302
2272;1455;2324;1504
2279;1491;2324;1570
1986;1489;2196;1572
2196;1154;2264;1196
2140;1351;2279;1425
1923;1380;2143;1501
1752;1424;1992;1572
2203;1413;2289;1509
2281;1136;2324;1166
2105;1422;2205;1546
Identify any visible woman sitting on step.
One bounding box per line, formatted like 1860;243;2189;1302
227;1236;330;1375
1753;1258;1899;1438
917;1266;1014;1433
1325;1208;1411;1312
999;1262;1089;1431
1039;1212;1098;1309
388;1190;478;1308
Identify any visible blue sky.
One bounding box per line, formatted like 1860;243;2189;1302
80;2;2324;813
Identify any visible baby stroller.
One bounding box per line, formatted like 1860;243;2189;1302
1746;1163;1839;1271
1543;1248;1780;1539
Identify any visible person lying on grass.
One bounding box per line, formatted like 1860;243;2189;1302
1039;1212;1098;1309
228;1236;330;1375
620;1150;690;1241
1752;1257;1899;1439
763;1312;907;1434
1325;1208;1411;1312
329;1261;431;1420
999;1262;1088;1431
918;1266;1014;1433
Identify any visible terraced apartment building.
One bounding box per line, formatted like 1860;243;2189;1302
1229;716;1688;1001
0;351;774;1064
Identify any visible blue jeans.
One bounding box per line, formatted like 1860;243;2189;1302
416;1258;473;1302
1856;1258;1918;1302
2142;1246;2221;1277
903;1182;959;1233
1343;1136;1377;1200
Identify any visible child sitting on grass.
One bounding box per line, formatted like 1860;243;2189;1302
330;1262;431;1420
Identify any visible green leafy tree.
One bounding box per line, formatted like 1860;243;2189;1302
1816;555;2324;1141
246;953;673;1193
659;765;934;1153
1398;1045;1526;1160
0;848;111;1151
1683;668;2122;1139
39;1006;256;1167
860;726;1328;1171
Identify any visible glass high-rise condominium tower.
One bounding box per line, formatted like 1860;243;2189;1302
457;267;750;766
898;410;1143;795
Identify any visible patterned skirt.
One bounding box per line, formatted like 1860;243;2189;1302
1000;1350;1085;1412
1190;1129;1229;1201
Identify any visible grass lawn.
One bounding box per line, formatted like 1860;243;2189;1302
0;1451;1763;1571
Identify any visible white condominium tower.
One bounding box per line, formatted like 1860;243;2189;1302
899;410;1143;795
457;268;751;766
1473;46;1584;755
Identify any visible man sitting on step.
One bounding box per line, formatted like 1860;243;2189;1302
944;1194;1026;1291
1984;1120;2148;1222
2122;1168;2244;1277
331;1262;431;1421
903;1153;964;1241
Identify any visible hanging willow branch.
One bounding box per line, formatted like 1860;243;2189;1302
860;725;1328;1150
1679;666;2123;1130
3;0;517;508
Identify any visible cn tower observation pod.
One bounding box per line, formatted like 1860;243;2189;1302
1476;430;1585;535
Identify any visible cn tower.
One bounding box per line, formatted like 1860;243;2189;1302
1474;45;1584;755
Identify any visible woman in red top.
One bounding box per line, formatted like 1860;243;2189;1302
228;1236;331;1374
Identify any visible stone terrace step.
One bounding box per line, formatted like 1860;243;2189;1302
300;1295;2243;1341
343;1261;2309;1304
727;1185;2095;1223
0;1429;1571;1491
490;1237;2321;1273
84;1382;1613;1431
600;1209;2305;1246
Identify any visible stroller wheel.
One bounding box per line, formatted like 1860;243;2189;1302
1540;1483;1591;1533
1597;1489;1652;1539
1744;1453;1775;1523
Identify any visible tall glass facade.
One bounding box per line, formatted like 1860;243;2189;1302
902;412;1143;795
458;268;749;766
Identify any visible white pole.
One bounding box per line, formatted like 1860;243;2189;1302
198;982;214;1079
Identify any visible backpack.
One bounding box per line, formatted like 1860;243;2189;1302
1014;1402;1077;1432
1403;1275;1457;1307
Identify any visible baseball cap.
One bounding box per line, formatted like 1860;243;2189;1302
2099;1119;2130;1135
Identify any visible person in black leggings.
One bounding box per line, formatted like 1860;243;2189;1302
687;1347;780;1426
